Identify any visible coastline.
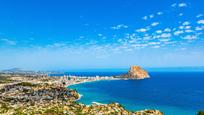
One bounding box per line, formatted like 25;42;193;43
74;93;83;101
63;76;122;102
63;76;121;87
67;79;116;102
0;73;163;115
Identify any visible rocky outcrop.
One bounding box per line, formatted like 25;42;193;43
123;66;150;79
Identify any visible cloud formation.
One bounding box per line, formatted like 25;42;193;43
0;38;16;46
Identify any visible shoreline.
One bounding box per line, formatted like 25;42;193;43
74;93;83;101
59;75;122;88
61;76;122;102
66;78;121;87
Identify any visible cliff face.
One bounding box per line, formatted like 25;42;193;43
124;66;150;79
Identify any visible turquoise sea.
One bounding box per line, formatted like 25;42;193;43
66;72;204;115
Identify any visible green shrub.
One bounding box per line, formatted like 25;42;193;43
13;108;27;115
44;107;64;115
0;76;12;83
16;82;36;87
198;111;204;115
0;102;10;113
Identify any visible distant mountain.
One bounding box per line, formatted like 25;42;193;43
1;68;37;74
3;68;23;72
0;68;65;75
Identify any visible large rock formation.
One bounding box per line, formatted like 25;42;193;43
123;66;150;79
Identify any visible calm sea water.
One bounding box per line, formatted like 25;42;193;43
67;72;204;115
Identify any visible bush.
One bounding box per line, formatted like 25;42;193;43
0;76;12;83
198;111;204;115
44;108;64;115
16;82;36;87
0;102;10;113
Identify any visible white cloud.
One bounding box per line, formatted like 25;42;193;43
171;3;177;7
153;35;161;39
164;28;171;32
171;3;187;8
152;45;160;48
183;35;197;40
161;33;171;38
159;38;171;42
131;44;148;48
156;30;162;34
111;24;128;30
143;36;151;40
136;28;147;32
195;26;204;31
131;44;140;48
183;21;190;26
174;30;184;36
149;14;154;19
185;26;191;29
117;39;122;42
185;30;193;33
148;42;160;45
157;12;163;15
142;14;155;20
179;26;184;29
196;14;203;18
0;38;16;45
98;34;103;37
196;32;203;36
123;25;128;28
197;20;204;24
47;42;66;48
151;22;159;26
179;13;183;16
85;40;98;45
128;39;136;43
178;3;187;7
144;34;149;36
142;16;148;20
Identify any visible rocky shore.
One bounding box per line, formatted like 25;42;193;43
0;70;162;115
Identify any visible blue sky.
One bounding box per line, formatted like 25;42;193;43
0;0;204;70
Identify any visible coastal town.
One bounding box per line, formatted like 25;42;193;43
0;66;163;115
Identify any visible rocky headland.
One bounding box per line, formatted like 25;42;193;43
122;66;150;79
